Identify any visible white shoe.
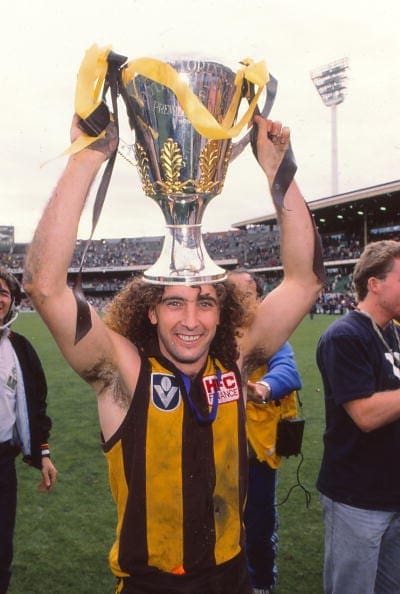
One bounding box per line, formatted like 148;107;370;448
253;588;272;594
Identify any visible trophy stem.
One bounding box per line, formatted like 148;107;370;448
143;224;226;285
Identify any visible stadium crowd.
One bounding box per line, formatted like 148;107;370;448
1;226;398;315
0;228;366;271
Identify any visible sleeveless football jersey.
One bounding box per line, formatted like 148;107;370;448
103;353;247;578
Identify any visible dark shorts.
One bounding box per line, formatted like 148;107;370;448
114;552;252;594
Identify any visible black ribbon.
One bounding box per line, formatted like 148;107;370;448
78;101;110;137
72;50;127;344
250;122;326;284
230;74;278;162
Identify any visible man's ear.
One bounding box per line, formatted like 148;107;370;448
368;276;380;294
148;307;157;325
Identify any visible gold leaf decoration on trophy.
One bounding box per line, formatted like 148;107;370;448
157;138;188;194
219;144;233;189
134;138;231;197
196;140;220;193
134;143;156;196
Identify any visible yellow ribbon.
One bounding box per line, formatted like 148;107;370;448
63;44;112;156
75;44;112;117
62;45;268;158
122;57;269;140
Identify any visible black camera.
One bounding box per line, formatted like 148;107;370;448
276;418;305;457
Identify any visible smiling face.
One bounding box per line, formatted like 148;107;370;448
0;278;12;328
148;284;221;376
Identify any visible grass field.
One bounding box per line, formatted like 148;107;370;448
8;312;338;594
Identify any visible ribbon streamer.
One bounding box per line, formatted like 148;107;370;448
121;57;268;140
62;44;114;157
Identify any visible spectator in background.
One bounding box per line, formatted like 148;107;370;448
309;302;317;320
0;269;57;593
316;240;400;594
228;270;302;594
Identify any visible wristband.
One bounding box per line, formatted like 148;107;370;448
40;443;51;457
256;380;272;403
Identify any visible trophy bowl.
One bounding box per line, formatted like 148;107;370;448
120;57;258;285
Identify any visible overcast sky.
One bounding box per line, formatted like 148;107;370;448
1;0;399;243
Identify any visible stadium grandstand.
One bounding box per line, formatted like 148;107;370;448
1;179;399;314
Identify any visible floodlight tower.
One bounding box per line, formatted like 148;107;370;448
311;57;349;196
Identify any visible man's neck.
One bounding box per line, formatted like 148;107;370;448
0;328;10;342
158;344;208;379
356;298;391;329
174;360;206;380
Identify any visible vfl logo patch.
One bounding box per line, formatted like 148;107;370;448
151;373;181;411
203;371;240;405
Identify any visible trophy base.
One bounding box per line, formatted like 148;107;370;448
142;268;227;286
142;224;227;286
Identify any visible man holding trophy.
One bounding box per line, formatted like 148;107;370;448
24;47;323;594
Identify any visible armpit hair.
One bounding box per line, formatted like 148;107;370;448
81;359;131;409
242;347;269;382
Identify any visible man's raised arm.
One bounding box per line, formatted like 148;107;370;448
23;118;119;376
242;116;324;360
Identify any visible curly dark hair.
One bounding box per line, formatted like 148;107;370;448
103;277;247;366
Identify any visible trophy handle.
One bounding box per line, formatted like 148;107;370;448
229;75;278;162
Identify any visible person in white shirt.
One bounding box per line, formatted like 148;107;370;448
0;269;57;594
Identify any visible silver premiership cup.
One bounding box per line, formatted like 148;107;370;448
120;57;262;285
